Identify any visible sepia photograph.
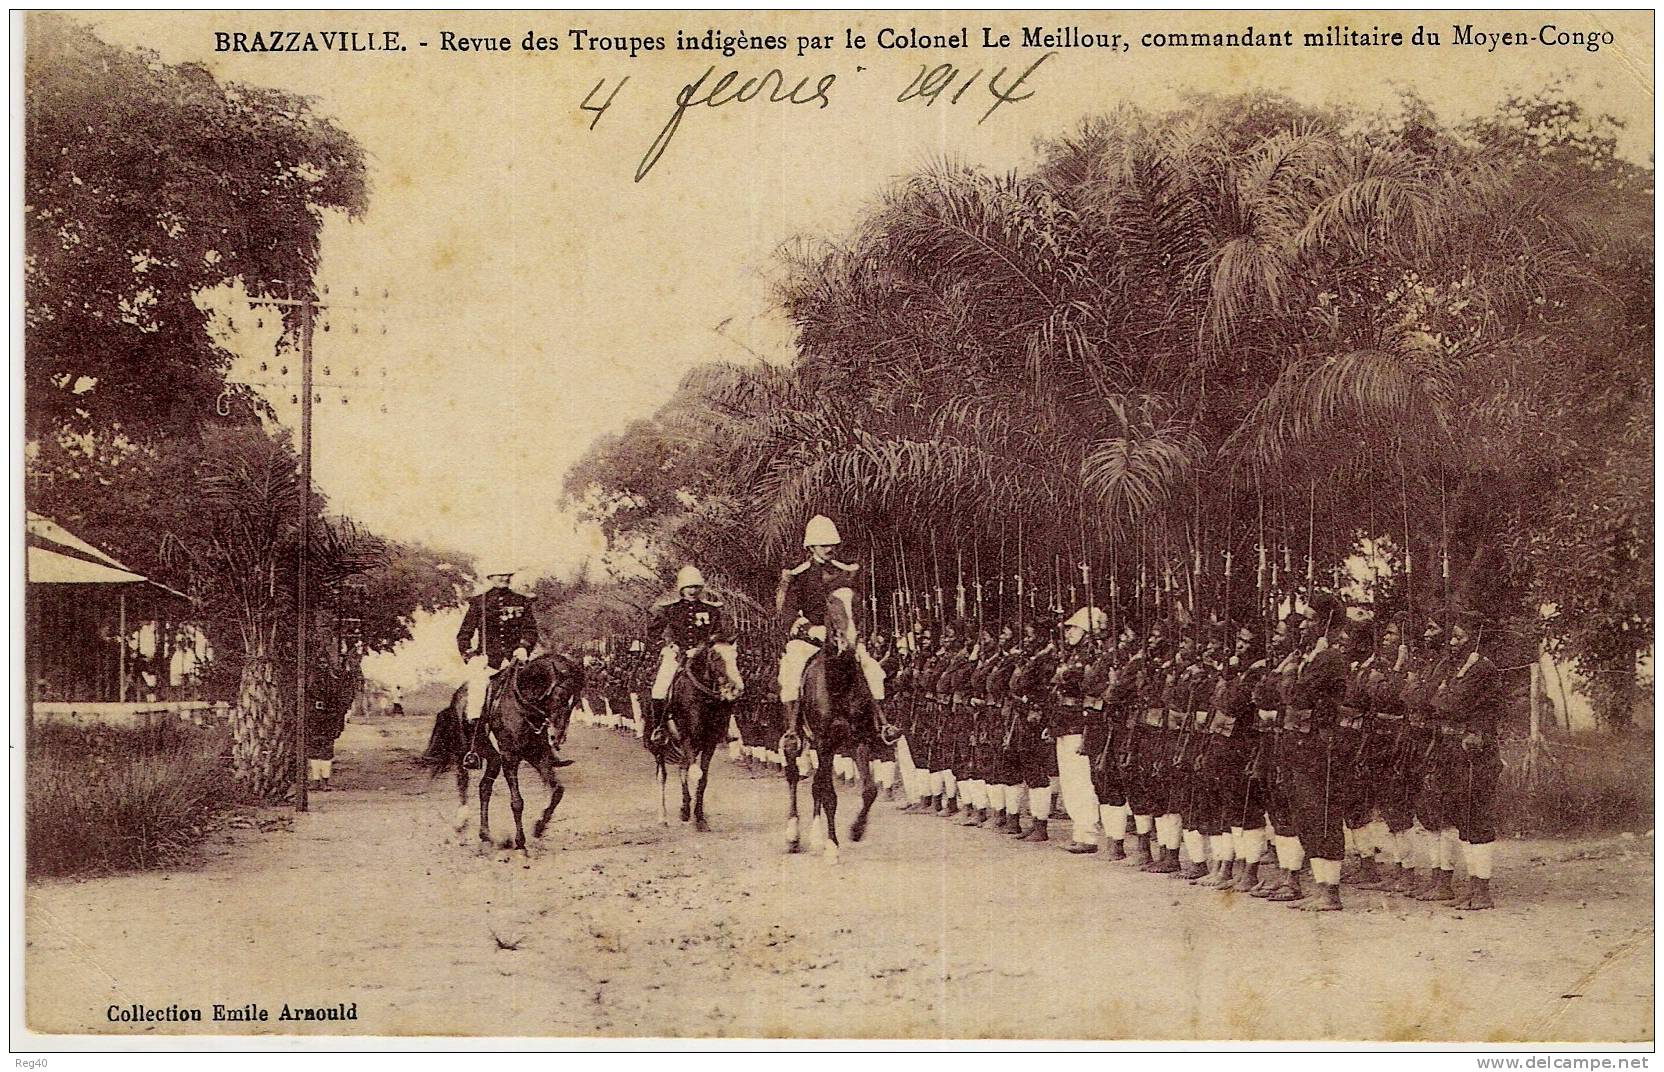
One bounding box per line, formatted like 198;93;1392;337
13;7;1656;1047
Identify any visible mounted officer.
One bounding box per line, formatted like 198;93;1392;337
775;515;889;753
645;564;736;747
457;565;542;770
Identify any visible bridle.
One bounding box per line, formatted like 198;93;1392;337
676;645;735;702
508;656;579;726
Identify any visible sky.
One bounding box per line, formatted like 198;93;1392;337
72;9;1656;586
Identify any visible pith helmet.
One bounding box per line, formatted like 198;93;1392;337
1063;606;1109;634
803;515;842;547
675;565;706;589
482;564;518;579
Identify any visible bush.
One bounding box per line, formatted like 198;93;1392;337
1497;729;1655;837
27;719;241;879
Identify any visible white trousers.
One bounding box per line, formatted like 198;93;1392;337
460;658;494;724
777;630;886;703
651;646;680;700
1055;734;1101;840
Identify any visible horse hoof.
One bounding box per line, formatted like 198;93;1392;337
784;818;800;853
696;819;710;833
823;842;840;865
786;840;801;854
850;818;868;843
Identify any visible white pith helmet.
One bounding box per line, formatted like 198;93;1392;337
482;564;518;580
675;565;706;589
1063;606;1109;635
803;515;842;547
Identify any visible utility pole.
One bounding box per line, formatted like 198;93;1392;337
227;283;388;812
295;297;314;813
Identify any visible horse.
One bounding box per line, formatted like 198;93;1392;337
651;642;744;830
422;652;585;853
784;587;889;863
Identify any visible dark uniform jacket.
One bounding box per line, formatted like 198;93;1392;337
458;588;540;669
651;593;733;649
778;556;863;631
1290;641;1350;729
1432;648;1504;738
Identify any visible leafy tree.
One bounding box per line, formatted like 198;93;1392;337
565;89;1651;725
24;12;367;444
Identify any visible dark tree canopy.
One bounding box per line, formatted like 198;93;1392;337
565;90;1652;724
24;13;368;444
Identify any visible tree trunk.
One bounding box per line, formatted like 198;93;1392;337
232;647;294;800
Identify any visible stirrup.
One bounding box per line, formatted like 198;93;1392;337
462;752;483;770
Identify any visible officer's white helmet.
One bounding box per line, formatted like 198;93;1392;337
675;565;706;590
1064;606;1109;635
803;515;842;548
482;564;518;579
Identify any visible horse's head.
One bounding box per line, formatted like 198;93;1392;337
515;653;585;747
692;643;744;702
825;587;858;656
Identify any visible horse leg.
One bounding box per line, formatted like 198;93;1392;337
658;758;670;827
453;754;472;834
680;762;692;823
693;741;717;832
478;755;497;845
816;752;840;864
531;753;565;840
850;740;879;843
784;742;802;854
504;760;528;854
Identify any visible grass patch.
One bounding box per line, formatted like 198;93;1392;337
1498;729;1655;837
27;719;242;880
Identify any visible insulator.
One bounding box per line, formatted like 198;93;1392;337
259;361;269;372
352;287;360;298
255;316;264;330
323;366;331;377
281;364;289;376
290;393;298;404
321;284;330;296
321;321;330;333
314;393;322;404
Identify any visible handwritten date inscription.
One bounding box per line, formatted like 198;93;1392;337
587;53;1056;182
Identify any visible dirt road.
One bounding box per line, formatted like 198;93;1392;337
25;713;1655;1041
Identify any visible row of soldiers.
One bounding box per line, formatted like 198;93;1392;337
575;591;1504;913
880;592;1504;912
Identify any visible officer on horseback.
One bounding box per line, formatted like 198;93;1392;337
646;565;736;747
457;565;542;770
775;515;891;754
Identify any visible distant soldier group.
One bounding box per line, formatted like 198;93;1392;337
875;591;1504;911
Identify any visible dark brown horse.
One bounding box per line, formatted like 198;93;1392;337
784;587;887;863
651;642;744;830
423;653;584;854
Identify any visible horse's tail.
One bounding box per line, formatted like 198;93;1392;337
420;704;461;774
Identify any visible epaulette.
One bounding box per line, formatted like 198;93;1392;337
787;559;814;576
653;595;680;608
700;593;724;607
827;558;859;574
